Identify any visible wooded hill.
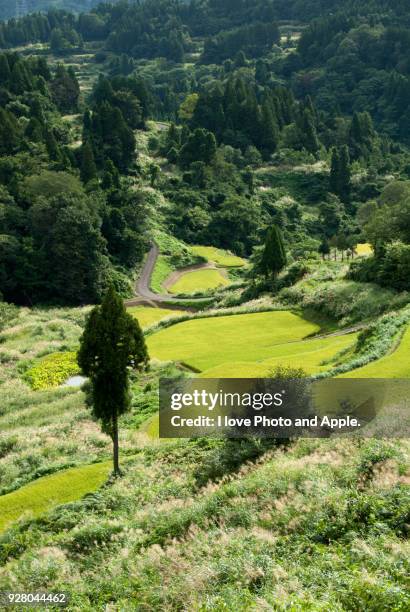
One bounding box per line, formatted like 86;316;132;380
0;0;409;307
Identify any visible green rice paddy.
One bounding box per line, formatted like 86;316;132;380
168;269;230;295
147;311;320;371
190;245;246;267
0;462;111;534
200;333;358;377
128;306;185;328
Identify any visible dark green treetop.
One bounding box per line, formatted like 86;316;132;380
260;224;287;279
78;287;149;475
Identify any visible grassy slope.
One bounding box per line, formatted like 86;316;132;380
0;462;111;534
150;232;203;293
0;308;114;496
190;245;246;267
340;326;410;378
168;268;230;295
0;306;409;609
280;269;409;326
147;311;319;371
150;255;173;293
1;437;408;609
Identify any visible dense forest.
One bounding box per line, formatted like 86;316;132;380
0;52;148;304
0;1;100;21
0;0;409;306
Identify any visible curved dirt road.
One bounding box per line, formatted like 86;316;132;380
125;244;211;308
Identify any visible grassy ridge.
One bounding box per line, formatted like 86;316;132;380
149;255;173;293
340;326;410;378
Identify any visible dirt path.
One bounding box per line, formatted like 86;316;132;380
124;244;212;309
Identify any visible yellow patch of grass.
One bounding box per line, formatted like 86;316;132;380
25;352;80;390
356;243;373;256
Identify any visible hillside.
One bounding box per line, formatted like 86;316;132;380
0;1;101;21
0;0;409;609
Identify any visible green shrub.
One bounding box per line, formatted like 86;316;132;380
106;268;134;298
318;305;410;377
193;438;281;488
281;279;409;325
349;243;410;292
355;441;400;485
0;302;18;332
64;520;123;553
0;436;18;459
274;260;312;292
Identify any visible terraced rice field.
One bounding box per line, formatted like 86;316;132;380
147;311;321;372
0;462;111;534
200;333;358;377
190;246;246;267
128;306;185;328
168;269;230;295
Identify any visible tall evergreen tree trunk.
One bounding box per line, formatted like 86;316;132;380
112;412;120;476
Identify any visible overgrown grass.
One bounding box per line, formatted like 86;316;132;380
1;438;408;610
0;303;18;332
0;303;409;609
281;276;409;326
